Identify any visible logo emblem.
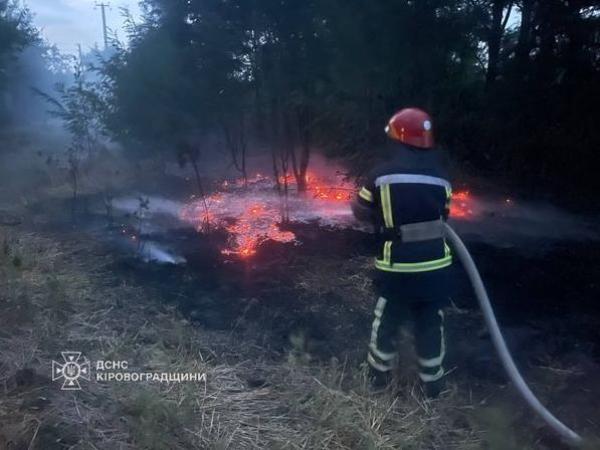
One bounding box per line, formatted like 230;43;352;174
52;352;90;390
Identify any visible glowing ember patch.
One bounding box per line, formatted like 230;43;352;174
180;171;355;257
219;202;296;257
179;171;478;257
452;191;470;201
311;184;353;202
450;190;474;219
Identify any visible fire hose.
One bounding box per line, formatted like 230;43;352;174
444;223;584;447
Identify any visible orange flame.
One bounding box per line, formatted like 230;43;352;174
450;190;474;218
180;173;476;258
180;171;354;257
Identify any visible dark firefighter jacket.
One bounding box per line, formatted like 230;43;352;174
353;144;453;273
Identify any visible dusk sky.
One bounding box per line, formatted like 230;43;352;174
24;0;142;54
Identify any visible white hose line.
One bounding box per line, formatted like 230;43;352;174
444;223;583;447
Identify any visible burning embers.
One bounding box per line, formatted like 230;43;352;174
450;190;474;218
221;202;296;257
180;173;476;258
180;172;355;257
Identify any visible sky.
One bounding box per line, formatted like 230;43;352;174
24;0;143;55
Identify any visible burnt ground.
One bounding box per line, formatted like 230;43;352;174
12;190;600;449
125;225;600;448
3;135;600;449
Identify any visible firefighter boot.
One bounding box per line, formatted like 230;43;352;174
423;377;446;398
369;367;392;391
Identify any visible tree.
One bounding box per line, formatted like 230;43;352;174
38;68;106;218
93;0;600;200
0;0;37;121
177;141;211;227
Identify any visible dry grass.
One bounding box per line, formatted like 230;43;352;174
0;227;488;449
294;256;373;310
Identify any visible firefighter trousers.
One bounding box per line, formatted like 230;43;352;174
368;270;448;384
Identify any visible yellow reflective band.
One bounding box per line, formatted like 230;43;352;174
418;310;445;368
375;254;452;273
381;184;394;228
383;241;392;266
419;366;445;383
368;353;393;372
369;344;397;361
373;297;387;318
375;242;452;272
418;353;444;368
369;297;387;353
445;186;452;207
358;187;374;202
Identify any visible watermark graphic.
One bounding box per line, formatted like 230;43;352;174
52;351;91;390
51;351;206;391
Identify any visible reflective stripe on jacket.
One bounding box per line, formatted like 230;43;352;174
355;149;452;273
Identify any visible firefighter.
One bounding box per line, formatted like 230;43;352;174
352;107;452;398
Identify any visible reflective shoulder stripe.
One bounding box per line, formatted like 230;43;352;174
374;174;452;191
358;187;374;202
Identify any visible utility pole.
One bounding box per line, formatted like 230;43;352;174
77;43;83;67
95;2;110;49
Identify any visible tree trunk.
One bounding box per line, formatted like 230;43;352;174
516;0;533;79
238;114;248;185
486;0;506;87
71;168;78;222
290;109;311;193
536;2;556;85
221;115;248;186
69;153;79;222
190;155;210;228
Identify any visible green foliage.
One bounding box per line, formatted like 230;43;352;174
97;0;600;198
99;0;487;158
0;0;37;110
37;69;106;214
101;30;202;148
39;69;106;155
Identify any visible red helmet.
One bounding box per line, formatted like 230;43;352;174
385;108;434;149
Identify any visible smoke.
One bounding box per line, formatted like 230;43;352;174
140;241;186;265
114;172;599;261
450;194;600;250
113;196;183;217
2;44;71;127
111;196;187;263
